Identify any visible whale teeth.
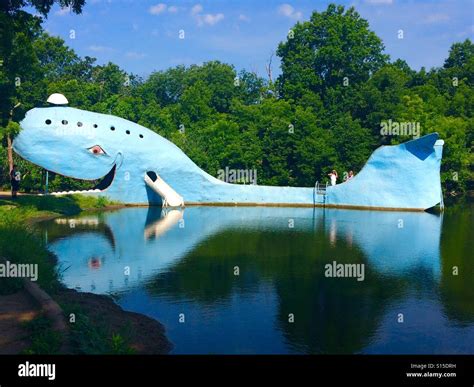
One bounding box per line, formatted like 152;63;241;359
50;189;101;195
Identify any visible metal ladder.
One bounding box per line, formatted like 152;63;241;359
314;181;328;206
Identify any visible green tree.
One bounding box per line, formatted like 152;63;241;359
277;3;388;101
0;0;86;176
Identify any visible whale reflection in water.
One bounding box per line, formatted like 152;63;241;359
42;207;442;294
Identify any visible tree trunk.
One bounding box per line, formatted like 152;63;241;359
7;133;13;173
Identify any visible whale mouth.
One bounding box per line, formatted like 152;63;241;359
50;164;116;196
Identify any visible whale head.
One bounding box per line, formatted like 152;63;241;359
12;99;175;203
15;107;119;180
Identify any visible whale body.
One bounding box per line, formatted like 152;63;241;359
13;103;444;210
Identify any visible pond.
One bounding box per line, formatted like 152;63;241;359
35;205;474;354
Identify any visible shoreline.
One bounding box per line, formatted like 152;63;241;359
55;288;173;354
0;194;173;354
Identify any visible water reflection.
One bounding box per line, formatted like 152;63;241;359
37;206;474;354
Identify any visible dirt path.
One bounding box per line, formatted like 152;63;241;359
0;290;40;354
0;191;31;200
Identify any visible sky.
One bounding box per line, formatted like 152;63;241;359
33;0;474;79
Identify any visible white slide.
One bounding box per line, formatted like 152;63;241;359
145;172;184;207
144;209;183;240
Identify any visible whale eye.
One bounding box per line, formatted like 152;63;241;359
88;145;106;155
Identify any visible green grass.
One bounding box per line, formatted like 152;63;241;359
22;315;63;355
0;201;54;221
0;212;60;294
0;194;120;218
69;194;117;210
19;295;137;355
0;276;23;295
61;302;136;355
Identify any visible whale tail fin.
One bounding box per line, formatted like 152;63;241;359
327;133;444;210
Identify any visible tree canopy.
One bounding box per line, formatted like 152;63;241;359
0;3;472;198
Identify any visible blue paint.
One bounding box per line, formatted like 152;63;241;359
13;105;444;210
327;133;444;209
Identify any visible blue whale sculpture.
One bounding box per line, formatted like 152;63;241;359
13;95;444;210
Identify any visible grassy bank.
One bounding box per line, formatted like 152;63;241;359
0;194;149;354
0;194;118;218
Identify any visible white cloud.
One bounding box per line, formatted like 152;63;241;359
88;45;114;52
191;4;224;26
149;3;167;15
169;57;197;66
423;13;450;24
126;51;146;59
364;0;393;4
277;4;302;20
238;14;250;22
456;24;474;37
191;4;203;16
55;7;71;16
199;13;224;26
149;4;181;15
